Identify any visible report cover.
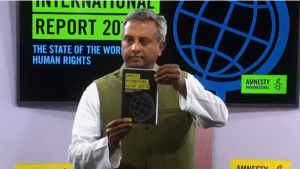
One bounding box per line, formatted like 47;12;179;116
121;68;158;125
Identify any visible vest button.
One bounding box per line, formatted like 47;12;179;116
147;149;152;154
145;126;149;130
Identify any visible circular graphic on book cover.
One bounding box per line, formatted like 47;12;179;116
129;92;155;123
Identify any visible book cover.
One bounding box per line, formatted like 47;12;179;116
121;68;158;125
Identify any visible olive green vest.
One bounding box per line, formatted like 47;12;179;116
94;64;196;169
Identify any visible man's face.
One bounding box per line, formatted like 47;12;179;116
121;20;166;69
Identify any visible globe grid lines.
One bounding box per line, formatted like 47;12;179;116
180;9;268;46
203;1;235;78
173;0;289;101
209;0;259;76
177;1;275;79
129;93;155;122
132;97;148;118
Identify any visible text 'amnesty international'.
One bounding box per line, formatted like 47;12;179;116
125;73;150;90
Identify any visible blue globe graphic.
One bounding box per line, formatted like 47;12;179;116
173;1;290;101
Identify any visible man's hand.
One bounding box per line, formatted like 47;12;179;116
154;64;187;97
106;119;134;154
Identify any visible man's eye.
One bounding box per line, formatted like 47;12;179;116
141;40;148;43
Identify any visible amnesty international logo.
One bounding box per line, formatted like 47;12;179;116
274;78;282;90
173;1;290;101
230;159;291;169
241;75;287;94
15;164;73;169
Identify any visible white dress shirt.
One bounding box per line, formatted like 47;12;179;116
67;73;228;169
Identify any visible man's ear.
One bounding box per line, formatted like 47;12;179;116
157;42;166;57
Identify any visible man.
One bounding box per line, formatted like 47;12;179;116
68;8;228;169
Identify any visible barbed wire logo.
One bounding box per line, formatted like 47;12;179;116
274;78;282;90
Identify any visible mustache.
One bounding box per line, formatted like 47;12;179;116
130;54;143;57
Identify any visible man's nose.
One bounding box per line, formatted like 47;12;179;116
131;42;141;53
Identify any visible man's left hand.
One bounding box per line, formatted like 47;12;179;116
154;64;186;92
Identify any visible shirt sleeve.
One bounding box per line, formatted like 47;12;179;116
178;73;229;129
67;82;122;169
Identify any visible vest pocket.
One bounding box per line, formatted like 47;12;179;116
159;108;188;114
147;109;194;152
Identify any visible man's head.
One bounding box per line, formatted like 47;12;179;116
121;9;167;69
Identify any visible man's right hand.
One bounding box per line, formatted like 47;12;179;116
106;119;134;153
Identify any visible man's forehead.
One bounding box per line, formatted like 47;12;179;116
124;20;157;32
